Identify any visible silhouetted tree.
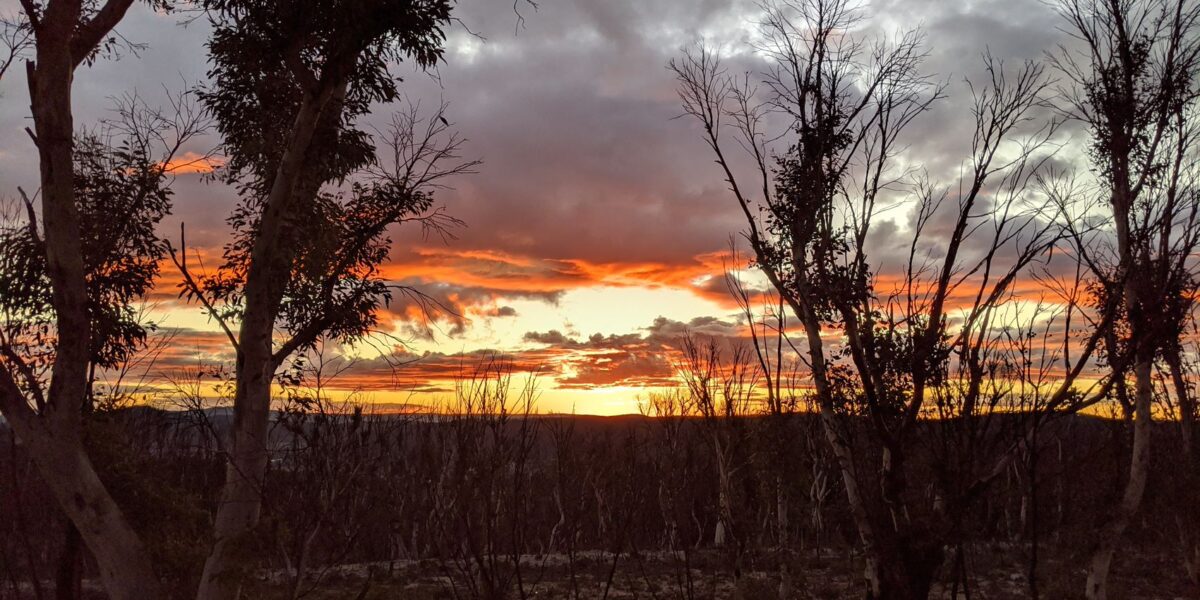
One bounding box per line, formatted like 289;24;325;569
3;95;208;600
175;1;471;596
0;32;198;591
676;336;755;596
426;359;542;600
0;0;168;594
0;14;30;90
1050;1;1200;597
1162;337;1200;586
673;1;1117;596
269;348;393;600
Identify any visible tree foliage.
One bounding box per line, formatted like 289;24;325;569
0;127;175;382
192;0;458;351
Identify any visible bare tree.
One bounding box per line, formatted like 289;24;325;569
637;387;704;599
269;347;391;600
672;1;1116;596
0;13;31;89
1161;335;1200;587
1049;1;1200;597
676;335;755;596
425;357;542;600
725;263;824;597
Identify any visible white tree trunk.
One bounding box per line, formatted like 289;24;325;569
1085;357;1153;600
196;81;343;600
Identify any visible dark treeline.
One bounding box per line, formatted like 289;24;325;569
0;372;1192;599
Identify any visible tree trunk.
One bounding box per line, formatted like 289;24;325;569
3;8;162;597
1085;356;1153;600
197;83;343;600
4;417;161;599
870;537;943;600
195;360;274;599
1083;175;1150;600
714;449;730;548
817;408;897;598
55;523;82;600
777;478;790;600
799;310;894;598
1167;352;1200;589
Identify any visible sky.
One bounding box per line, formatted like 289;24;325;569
0;0;1091;415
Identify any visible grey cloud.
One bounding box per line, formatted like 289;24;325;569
0;0;1097;308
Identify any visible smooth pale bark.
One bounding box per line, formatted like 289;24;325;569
1085;357;1153;600
1084;172;1152;600
713;437;731;548
3;412;161;598
195;352;274;599
1166;353;1199;588
0;370;159;599
793;307;890;597
794;303;945;599
0;1;162;597
197;81;345;600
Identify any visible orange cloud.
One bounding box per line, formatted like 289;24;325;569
136;231;1110;414
378;247;740;306
162;152;225;175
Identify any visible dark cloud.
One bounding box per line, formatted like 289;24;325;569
523;330;574;346
0;0;1106;406
0;0;1083;281
488;306;519;317
0;0;1085;264
516;315;748;389
646;315;744;341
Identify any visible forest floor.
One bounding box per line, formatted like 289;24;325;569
237;543;1195;599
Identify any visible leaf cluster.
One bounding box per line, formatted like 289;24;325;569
0;132;171;373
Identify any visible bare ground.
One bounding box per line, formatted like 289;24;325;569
234;544;1196;599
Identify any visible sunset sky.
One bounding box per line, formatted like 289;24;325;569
0;0;1087;414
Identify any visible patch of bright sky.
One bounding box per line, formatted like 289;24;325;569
695;6;767;59
356;282;732;414
400;283;734;355
340;382;658;416
558;285;730;337
946;297;1068;336
444;27;526;66
448;32;486;64
539;385;662;416
144;301;226;335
